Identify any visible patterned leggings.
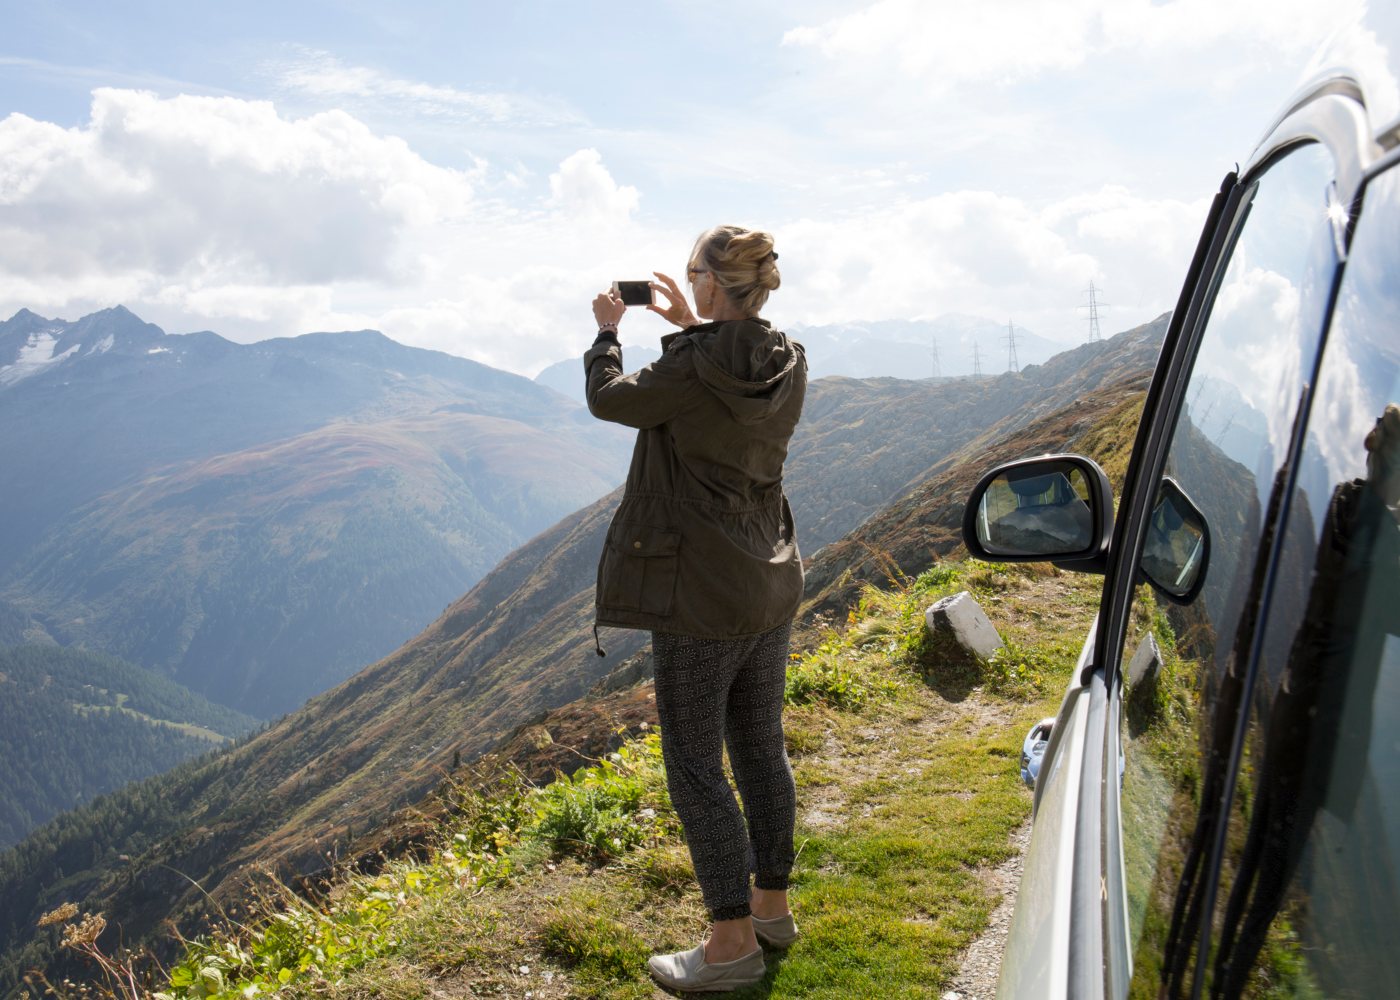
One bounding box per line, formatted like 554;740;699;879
651;622;796;922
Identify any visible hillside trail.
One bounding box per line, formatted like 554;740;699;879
792;679;1037;1000
352;568;1089;1000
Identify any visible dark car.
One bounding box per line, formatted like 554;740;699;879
960;8;1400;998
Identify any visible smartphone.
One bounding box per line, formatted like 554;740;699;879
614;280;654;307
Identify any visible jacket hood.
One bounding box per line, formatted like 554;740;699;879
674;319;804;426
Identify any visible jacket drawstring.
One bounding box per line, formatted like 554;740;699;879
593;623;607;658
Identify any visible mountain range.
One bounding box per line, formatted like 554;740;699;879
0;315;1165;988
0;307;632;717
530;315;1077;406
789;314;1068;380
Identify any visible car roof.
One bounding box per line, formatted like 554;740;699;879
1250;4;1400;158
1239;6;1399;215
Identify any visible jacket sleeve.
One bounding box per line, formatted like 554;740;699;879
584;338;696;429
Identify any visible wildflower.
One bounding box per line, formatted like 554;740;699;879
60;912;107;949
37;903;78;928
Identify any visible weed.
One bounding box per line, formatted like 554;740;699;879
785;647;889;710
526;733;676;862
538;894;649;990
963;559;1013;594
983;640;1057;698
618;842;694;895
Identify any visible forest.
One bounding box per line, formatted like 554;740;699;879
0;644;256;848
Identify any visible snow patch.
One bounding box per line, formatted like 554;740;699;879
147;346;172;355
0;329;80;387
89;333;115;355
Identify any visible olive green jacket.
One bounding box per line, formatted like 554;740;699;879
584;318;807;638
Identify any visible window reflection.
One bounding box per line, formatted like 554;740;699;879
1205;162;1400;997
1115;143;1336;998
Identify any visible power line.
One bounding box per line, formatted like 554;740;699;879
1004;320;1020;373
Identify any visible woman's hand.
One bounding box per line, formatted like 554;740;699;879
648;271;700;329
593;288;626;328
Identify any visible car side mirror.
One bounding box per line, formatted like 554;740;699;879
1138;477;1209;603
962;454;1114;573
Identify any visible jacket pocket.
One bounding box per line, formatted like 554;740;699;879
600;523;681;616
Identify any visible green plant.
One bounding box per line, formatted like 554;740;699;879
785;645;886;710
984;640;1056;697
525;733;675;862
538;900;649;984
963;559;1013;594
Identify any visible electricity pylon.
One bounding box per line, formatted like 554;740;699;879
1004;320;1020;373
1086;281;1105;343
972;342;984;379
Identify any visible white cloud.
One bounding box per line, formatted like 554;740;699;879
0;84;1202;376
0;88;668;373
271;48;582;128
784;0;1338;92
0;88;475;292
548;148;640;224
783;0;1101;88
775;186;1203;343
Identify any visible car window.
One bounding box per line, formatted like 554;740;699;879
1109;142;1337;998
1200;160;1400;997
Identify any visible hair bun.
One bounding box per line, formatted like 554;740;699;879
691;224;781;315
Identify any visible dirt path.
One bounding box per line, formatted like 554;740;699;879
943;818;1031;999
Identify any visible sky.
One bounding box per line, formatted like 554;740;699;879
0;0;1357;376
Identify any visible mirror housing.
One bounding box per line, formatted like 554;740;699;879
1138;476;1210;603
962;454;1114;573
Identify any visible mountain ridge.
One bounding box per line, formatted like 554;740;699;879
0;307;634;715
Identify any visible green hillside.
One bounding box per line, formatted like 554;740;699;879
6;412;630;717
0;645;257;849
35;559;1104;998
786;314;1164;551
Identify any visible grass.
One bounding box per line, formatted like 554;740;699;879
39;558;1102;1000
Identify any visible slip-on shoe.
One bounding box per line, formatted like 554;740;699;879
751;911;799;948
647;943;765;992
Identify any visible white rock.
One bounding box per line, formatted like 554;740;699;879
925;591;1004;660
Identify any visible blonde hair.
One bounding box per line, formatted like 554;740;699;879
689;225;781;317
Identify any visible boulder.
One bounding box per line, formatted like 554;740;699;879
924;591;1004;660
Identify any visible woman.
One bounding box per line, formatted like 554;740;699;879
585;224;806;992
